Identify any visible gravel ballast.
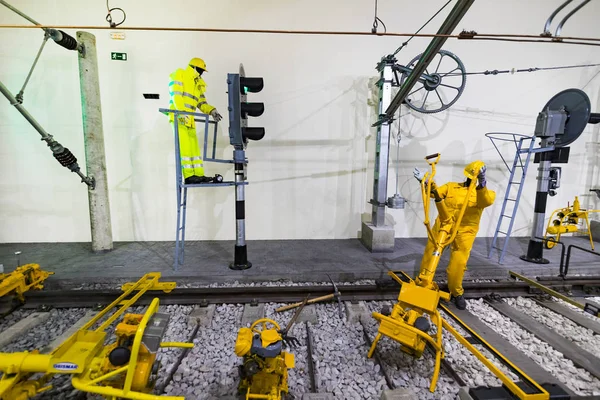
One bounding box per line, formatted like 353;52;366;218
468;299;600;396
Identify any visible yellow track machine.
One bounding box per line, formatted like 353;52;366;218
544;196;599;250
0;272;193;400
234;299;305;400
368;153;481;392
0;263;53;303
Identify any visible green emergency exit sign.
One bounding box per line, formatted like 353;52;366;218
111;52;127;61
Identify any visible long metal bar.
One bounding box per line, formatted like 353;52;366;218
0;0;41;25
371;59;394;227
77;31;113;252
17;34;49;103
0;80;53;141
509;271;584;310
441;305;549;400
384;0;475;118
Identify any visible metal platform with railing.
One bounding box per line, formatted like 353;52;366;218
159;108;247;270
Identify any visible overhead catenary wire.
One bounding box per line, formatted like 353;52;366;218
392;0;453;56
443;62;600;77
1;23;600;45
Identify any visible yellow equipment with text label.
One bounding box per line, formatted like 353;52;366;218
368;154;482;393
0;272;192;400
0;264;53;303
544;196;599;250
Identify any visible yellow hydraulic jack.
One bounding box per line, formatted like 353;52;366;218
0;272;192;400
368;154;482;393
0;264;54;303
544;196;599;250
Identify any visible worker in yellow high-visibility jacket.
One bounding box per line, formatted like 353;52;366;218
169;57;223;184
415;161;495;310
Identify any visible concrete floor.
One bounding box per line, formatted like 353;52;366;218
1;236;599;288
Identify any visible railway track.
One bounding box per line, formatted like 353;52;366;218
9;278;600;310
0;277;599;399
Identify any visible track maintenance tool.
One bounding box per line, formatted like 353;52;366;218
0;272;192;400
235;298;306;400
544;196;599;250
275;274;343;318
0;263;53;303
368;154;553;399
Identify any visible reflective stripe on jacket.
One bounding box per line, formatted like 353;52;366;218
168;65;216;128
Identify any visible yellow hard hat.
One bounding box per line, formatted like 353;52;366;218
189;57;208;72
464;160;484;180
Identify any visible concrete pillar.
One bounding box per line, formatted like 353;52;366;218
77;31;113;252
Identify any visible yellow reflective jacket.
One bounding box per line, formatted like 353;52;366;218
435;183;495;228
168;65;215;128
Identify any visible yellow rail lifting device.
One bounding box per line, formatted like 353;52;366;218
368;153;550;399
544;196;599;250
0;272;192;400
0;263;53;303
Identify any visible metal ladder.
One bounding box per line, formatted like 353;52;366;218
487;134;536;264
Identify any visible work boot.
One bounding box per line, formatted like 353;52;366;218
184;175;213;184
453;295;467;310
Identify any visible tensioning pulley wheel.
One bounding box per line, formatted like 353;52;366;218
400;50;467;114
542;88;591;147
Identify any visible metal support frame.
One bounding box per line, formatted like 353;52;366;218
363;0;474;243
158;108;247;271
369;57;396;227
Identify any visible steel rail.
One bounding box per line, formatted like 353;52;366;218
14;279;600;309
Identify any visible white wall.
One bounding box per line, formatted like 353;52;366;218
1;0;599;242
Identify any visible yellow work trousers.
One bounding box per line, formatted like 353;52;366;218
419;223;478;297
173;122;204;178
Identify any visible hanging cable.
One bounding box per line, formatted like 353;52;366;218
392;0;453;56
106;0;126;28
443;62;600;76
371;0;387;34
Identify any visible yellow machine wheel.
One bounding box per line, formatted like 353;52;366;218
545;237;556;249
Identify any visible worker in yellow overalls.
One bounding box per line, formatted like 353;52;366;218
168;57;223;184
414;161;495;309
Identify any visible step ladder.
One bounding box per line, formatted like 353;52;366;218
486;133;536;264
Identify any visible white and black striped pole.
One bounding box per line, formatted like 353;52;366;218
227;69;264;270
231;148;251;269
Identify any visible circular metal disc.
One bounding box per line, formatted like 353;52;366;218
542;88;591;147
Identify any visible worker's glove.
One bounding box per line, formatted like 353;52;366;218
477;165;487;188
413;167;425;182
413;167;431;186
210;109;223;122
